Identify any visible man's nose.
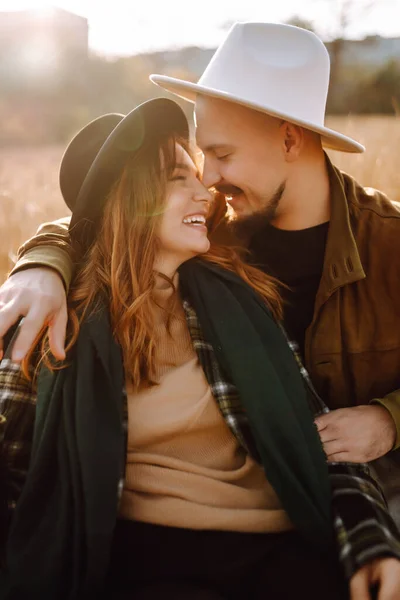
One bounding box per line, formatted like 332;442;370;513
201;157;220;189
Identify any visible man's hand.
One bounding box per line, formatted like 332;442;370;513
350;557;400;600
0;268;67;362
315;405;396;462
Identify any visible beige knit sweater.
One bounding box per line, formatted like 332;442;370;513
119;278;293;533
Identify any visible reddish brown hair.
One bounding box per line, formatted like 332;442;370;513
26;135;282;388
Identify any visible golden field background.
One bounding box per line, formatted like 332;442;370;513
1;115;400;283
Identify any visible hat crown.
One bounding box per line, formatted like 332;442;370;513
150;21;364;152
60;114;124;212
198;22;330;126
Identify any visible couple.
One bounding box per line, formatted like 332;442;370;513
1;22;400;600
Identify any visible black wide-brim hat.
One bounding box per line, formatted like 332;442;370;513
59;97;189;241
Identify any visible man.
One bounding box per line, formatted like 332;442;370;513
1;22;400;598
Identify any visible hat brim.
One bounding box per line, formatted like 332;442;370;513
150;75;365;154
69;97;189;234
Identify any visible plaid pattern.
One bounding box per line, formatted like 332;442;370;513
0;359;36;515
0;357;128;517
183;301;400;579
182;300;261;460
1;303;400;580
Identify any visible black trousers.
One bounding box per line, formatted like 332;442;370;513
106;520;349;600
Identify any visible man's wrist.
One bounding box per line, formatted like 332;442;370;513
9;246;72;291
371;396;400;451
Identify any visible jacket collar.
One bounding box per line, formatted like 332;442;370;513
210;153;366;302
316;155;366;306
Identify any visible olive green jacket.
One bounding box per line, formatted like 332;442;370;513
11;158;400;448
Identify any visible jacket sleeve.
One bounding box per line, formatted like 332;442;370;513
372;390;400;451
9;216;73;290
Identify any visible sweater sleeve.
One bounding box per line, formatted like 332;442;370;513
9;217;73;290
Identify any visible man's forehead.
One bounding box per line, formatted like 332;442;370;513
194;97;237;148
195;96;234;123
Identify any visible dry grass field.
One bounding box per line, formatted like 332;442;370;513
0;115;399;283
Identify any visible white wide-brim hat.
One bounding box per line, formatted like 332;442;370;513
151;22;364;154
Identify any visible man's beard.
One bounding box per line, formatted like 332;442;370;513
227;182;286;239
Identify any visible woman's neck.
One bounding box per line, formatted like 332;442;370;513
154;272;175;290
154;271;180;293
153;254;180;283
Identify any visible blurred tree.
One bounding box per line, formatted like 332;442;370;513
1;5;399;144
314;0;377;111
349;60;400;114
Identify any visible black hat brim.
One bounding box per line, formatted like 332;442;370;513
66;98;189;236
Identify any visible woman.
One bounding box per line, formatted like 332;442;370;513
0;98;399;600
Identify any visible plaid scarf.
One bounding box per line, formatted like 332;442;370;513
1;311;126;600
182;293;400;579
1;261;400;598
180;259;333;546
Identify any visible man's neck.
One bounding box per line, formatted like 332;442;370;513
271;153;330;231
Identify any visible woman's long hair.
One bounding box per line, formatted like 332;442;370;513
25;134;283;389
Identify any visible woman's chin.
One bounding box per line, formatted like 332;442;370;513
193;239;211;256
181;241;211;262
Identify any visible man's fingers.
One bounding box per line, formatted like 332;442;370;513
7;303;68;363
0;301;26;338
315;412;337;431
0;267;67;362
318;428;339;444
314;416;328;431
322;439;346;457
10;312;48;362
0;302;27;361
326;451;349;462
350;568;371;600
48;307;68;361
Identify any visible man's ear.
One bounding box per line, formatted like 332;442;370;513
281;122;304;161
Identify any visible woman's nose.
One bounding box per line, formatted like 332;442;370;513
193;183;213;204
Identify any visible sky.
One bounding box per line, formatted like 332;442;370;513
0;0;399;56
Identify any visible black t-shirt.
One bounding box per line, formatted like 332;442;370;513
248;221;329;358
